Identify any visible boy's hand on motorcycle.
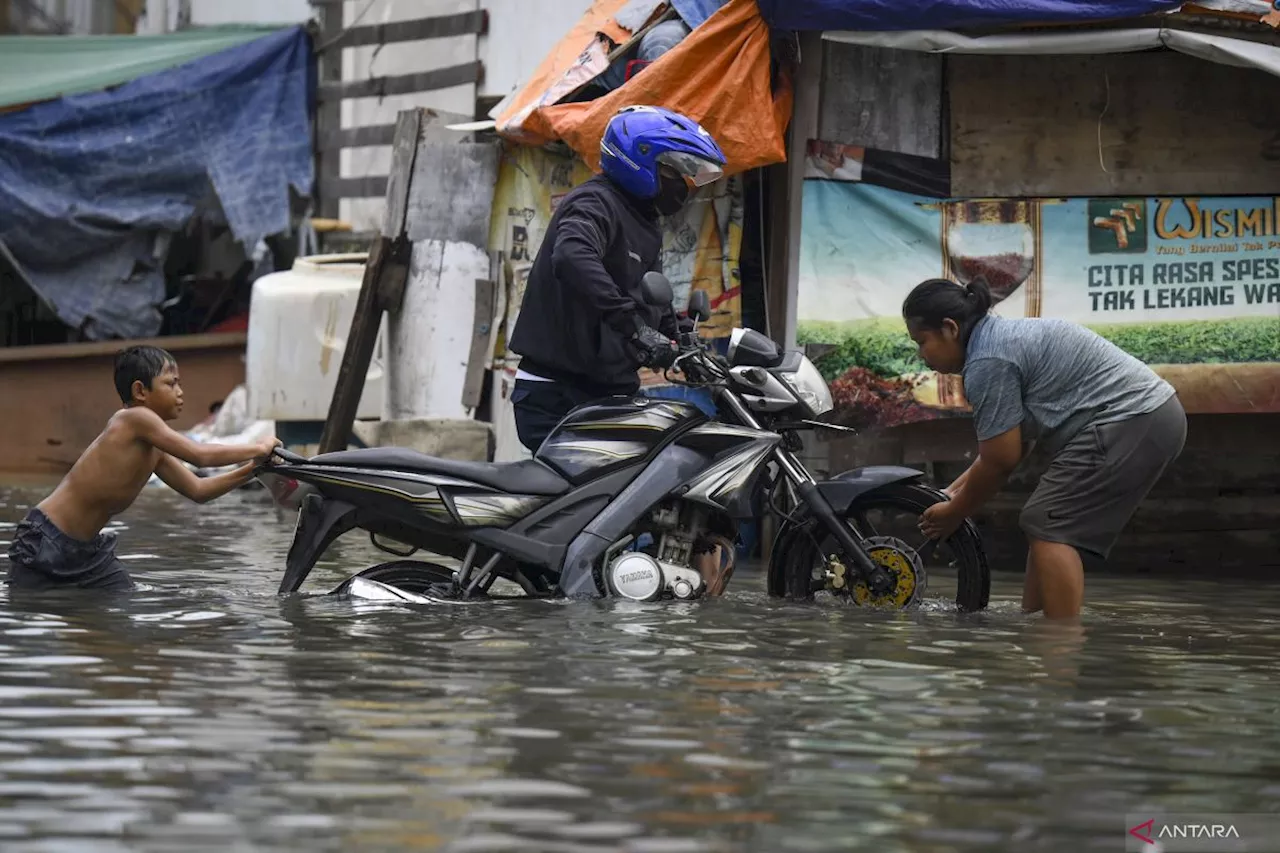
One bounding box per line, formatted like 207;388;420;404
919;501;964;541
255;436;283;461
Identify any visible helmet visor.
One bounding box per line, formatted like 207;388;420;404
657;151;724;188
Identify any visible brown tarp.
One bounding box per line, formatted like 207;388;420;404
494;0;792;176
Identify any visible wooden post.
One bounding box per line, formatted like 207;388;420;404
312;0;343;221
461;277;498;411
766;31;823;351
762;32;825;559
316;110;422;454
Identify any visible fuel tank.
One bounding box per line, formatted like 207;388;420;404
536;396;708;484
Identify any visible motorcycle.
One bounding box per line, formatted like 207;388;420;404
256;273;989;611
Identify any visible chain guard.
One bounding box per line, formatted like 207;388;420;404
827;536;926;609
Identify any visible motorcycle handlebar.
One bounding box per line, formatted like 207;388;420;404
668;333;730;386
271;446;309;465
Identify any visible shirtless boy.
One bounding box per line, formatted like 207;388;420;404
6;345;281;591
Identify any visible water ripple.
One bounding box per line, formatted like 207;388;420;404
0;485;1276;851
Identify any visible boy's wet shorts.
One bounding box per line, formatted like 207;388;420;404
5;509;134;591
1019;395;1187;561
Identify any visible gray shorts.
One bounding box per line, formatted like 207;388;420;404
1019;395;1187;560
5;509;134;591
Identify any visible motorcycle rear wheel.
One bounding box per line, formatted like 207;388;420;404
768;481;990;613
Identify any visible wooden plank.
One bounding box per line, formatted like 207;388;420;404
376;238;413;315
0;332;246;364
318;236;391;454
314;0;343;220
320;175;389;200
949;52;1280;197
318;123;397;153
381;109;424;238
462;278;497;410
322;11;487;50
404;141;502;246
819;41;943;159
318;113;423;453
317;62;483;102
319;105;476;153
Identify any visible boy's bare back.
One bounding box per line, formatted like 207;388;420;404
39;409;173;541
7;346;280;593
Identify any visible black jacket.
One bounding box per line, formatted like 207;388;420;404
509;174;678;397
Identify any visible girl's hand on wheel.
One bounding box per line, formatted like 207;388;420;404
919;501;964;541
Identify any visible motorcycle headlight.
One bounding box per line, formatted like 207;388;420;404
780;356;834;418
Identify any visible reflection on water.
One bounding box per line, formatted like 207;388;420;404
1;484;1278;852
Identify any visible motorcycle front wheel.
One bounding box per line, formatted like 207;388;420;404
768;481;990;613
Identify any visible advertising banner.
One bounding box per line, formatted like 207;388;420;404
797;143;1280;429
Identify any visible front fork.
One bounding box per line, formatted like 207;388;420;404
716;391;896;597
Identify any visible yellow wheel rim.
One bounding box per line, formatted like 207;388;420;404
851;545;920;608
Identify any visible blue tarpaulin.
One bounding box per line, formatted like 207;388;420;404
755;0;1185;32
0;26;313;341
671;0;727;29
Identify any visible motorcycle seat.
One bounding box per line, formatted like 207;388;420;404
309;447;570;496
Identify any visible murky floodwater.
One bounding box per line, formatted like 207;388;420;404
0;483;1278;853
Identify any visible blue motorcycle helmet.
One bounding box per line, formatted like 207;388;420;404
600;105;727;216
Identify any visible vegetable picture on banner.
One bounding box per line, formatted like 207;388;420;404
797;142;1280;430
489;142;744;386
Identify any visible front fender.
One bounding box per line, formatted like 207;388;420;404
766;465;927;597
816;465;924;515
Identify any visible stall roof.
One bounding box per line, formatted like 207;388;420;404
0;26;313;341
0;25;283;111
825;25;1280;78
494;0;790;178
755;0;1185;31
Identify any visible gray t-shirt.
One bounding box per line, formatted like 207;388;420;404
962;315;1175;448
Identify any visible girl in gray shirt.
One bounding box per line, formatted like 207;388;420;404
902;278;1186;621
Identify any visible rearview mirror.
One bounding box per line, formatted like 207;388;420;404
687;290;710;323
640;271;674;307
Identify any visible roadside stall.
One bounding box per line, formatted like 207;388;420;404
766;0;1280;572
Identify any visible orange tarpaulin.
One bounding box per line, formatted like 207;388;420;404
495;0;792;177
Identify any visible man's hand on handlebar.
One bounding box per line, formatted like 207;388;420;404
630;322;680;370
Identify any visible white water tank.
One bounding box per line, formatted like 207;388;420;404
246;253;386;421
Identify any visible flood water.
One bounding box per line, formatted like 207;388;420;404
0;482;1278;853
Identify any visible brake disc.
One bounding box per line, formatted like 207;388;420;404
847;536;927;609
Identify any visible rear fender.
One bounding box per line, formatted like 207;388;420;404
816;466;925;515
257;467;318;512
279;494;359;594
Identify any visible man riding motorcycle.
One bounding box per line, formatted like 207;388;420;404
507;104;728;452
507;104;732;594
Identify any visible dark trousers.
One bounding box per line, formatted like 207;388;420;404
6;508;134;591
511;379;602;454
